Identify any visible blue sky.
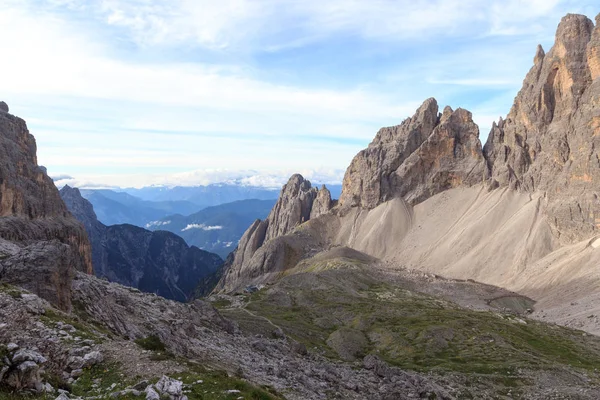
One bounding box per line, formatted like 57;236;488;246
1;0;598;188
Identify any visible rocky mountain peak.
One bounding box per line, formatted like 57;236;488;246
264;174;319;241
555;14;594;50
311;184;333;219
216;174;334;291
483;13;600;241
534;44;545;65
339;97;486;209
59;185;98;223
0;101;8;113
0;108;70;219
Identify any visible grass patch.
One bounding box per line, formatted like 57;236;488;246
135;335;166;352
135;334;175;360
0;345;8;362
0;283;23;299
240;267;600;383
39;308;101;342
211;298;232;309
71;363;133;398
174;364;283;400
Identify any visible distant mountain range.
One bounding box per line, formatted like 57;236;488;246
60;186;222;301
75;183;341;258
122;183;342;206
77;183;341;234
145;199;276;258
79;189;200;226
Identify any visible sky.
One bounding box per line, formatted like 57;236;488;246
1;0;598;189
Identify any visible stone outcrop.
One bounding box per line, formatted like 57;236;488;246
587;14;600;80
483;13;600;241
339;98;486;209
0;104;92;310
215;175;332;291
310;185;333;219
59;186;223;302
264;174;320;241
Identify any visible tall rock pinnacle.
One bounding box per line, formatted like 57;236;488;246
483;13;600;241
216;174;333;291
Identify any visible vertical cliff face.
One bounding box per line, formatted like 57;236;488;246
589;15;600;81
0;107;68;219
339;99;487;209
0;104;93;310
483;13;600;241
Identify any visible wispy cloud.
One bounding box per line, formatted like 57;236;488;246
182;224;223;232
42;0;582;50
1;0;597;188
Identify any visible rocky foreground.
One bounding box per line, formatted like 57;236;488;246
6;258;600;399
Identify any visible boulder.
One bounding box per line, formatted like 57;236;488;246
82;351;103;367
153;376;187;400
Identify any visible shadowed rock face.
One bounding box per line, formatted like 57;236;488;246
0;104;92;310
484;13;600;241
60;186;223;301
59;186;108;278
339;98;486;209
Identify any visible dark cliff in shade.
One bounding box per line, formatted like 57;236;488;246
60;186;223;301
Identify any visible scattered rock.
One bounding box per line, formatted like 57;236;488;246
145;386;160;400
271;327;285;339
152;376;186;400
83;351;103;367
7;343;19;352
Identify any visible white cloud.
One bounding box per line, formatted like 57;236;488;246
2;0;597;189
51;0;581;50
182;224;223;232
0;4;405;120
52;167;345;189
